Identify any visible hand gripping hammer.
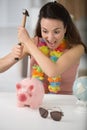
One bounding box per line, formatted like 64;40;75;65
15;9;29;61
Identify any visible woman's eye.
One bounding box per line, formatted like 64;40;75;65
54;31;60;34
42;30;48;33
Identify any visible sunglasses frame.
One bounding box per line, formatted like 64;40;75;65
39;107;64;121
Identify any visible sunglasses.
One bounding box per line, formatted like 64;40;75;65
39;107;64;121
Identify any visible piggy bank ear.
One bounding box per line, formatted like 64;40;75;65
28;85;34;92
16;83;21;90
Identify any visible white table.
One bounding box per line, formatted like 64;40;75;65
0;92;86;130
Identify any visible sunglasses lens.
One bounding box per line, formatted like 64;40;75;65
39;107;48;118
50;111;62;121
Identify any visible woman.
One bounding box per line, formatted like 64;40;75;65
18;1;86;94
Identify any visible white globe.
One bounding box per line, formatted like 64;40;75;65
73;76;87;101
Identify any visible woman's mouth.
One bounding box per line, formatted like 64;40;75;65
47;41;56;49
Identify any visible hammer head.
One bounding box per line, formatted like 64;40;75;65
23;9;29;16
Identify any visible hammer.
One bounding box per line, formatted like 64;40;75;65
15;9;29;61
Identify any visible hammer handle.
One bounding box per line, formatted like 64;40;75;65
15;14;27;61
21;15;26;27
14;43;22;61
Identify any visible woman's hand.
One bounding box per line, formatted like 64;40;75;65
18;26;39;55
12;43;24;60
18;26;30;46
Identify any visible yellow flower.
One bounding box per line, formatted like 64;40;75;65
50;51;63;57
39;46;49;55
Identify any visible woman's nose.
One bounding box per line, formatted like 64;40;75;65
47;33;54;42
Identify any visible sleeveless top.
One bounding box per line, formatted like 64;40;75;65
31;38;79;94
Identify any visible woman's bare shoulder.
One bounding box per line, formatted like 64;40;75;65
72;44;85;54
62;44;85;61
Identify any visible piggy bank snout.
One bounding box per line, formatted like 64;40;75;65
18;93;27;102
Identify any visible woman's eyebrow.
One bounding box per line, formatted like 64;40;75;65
53;28;62;31
41;27;61;30
41;27;47;30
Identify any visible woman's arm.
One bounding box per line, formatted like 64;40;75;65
26;42;84;77
0;43;27;73
0;53;18;73
18;27;85;77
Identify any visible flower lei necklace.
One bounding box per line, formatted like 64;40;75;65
32;38;67;93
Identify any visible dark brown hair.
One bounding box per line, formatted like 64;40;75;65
34;1;87;53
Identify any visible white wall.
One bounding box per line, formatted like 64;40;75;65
75;19;87;76
0;0;50;27
0;0;31;27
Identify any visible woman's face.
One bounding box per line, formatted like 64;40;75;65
41;18;66;50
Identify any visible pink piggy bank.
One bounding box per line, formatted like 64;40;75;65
16;77;44;109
